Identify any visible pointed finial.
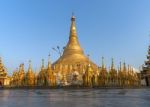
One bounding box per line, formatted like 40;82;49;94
28;60;32;71
117;66;120;71
22;63;24;71
119;61;122;71
123;61;126;71
41;59;45;71
102;56;105;68
48;54;51;69
128;64;130;72
29;60;31;64
0;57;2;64
48;54;51;68
48;54;51;62
42;59;44;67
19;64;22;71
71;12;75;21
111;58;114;69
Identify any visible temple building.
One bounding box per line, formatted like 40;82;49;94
8;15;140;88
0;57;10;86
141;45;150;86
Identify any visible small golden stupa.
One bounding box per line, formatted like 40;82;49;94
53;15;98;74
0;57;10;86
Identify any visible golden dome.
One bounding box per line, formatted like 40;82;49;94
53;15;98;71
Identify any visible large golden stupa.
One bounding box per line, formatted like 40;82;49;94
53;15;98;73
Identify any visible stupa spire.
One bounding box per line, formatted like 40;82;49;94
123;62;126;71
0;57;2;63
111;58;115;70
63;14;84;57
48;54;51;69
70;14;77;37
0;57;3;66
28;60;32;73
119;62;122;71
41;59;45;70
101;57;105;69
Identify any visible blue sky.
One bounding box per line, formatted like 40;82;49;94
0;0;150;74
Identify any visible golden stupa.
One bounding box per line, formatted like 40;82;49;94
53;15;98;73
0;57;10;86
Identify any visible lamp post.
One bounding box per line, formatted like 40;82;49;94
52;46;65;57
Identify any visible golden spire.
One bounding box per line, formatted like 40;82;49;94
119;61;122;71
123;62;126;71
22;63;24;69
0;57;3;66
130;65;132;73
127;64;130;72
19;64;22;72
0;57;2;63
20;63;25;73
87;54;90;65
101;57;105;69
28;60;32;73
48;54;51;69
111;58;115;70
62;14;84;57
41;59;45;70
70;13;76;36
